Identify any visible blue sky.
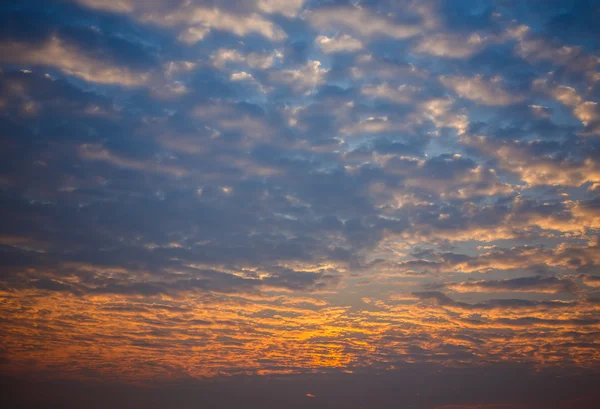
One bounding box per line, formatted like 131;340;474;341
1;1;600;408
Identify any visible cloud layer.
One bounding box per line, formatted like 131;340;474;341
0;1;599;406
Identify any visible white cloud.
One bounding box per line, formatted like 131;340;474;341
534;77;600;135
79;144;186;176
419;98;469;135
440;75;525;106
257;0;306;18
315;34;363;54
415;32;498;58
461;135;600;187
0;37;150;87
211;49;245;68
305;7;421;39
75;0;287;44
529;104;551;119
211;48;279;70
164;61;197;79
349;54;428;80
269;60;328;93
151;6;287;43
231;72;254;81
511;25;600;72
341;116;412;136
74;0;136;13
575;101;600;129
246;52;280;70
177;26;210;45
361;83;419;104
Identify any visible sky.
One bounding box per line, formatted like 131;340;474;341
1;0;600;408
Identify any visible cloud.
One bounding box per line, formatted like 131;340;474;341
349;54;428;80
315;34;363;54
378;153;513;199
75;0;288;43
419;97;469;135
257;0;306;18
413;291;578;313
211;48;279;70
0;36;151;87
534;76;600;136
511;25;600;72
305;6;422;39
461;135;600;187
393;236;600;277
440;75;525;106
269;60;328;93
361;83;419;104
529;104;551;119
449;276;576;294
581;274;600;288
73;0;136;13
416;32;501;58
230;72;255;82
154;6;288;43
78;144;187;177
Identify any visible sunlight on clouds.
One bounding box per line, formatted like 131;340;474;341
420;98;469;135
533;76;600;136
269;60;328;93
0;37;150;86
151;7;288;43
75;0;135;13
462;135;600;187
79;144;187;177
315;34;363;54
305;7;422;39
257;0;306;18
76;0;288;43
511;25;600;72
1;282;598;381
361;83;420;105
440;75;524;106
416;32;499;58
211;48;280;70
